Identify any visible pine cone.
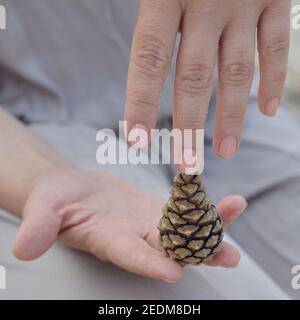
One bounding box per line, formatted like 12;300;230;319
158;173;223;265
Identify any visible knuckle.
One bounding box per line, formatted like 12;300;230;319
127;92;158;111
261;37;290;59
222;62;253;87
178;63;213;95
267;73;286;87
132;38;169;79
219;108;245;124
175;106;208;129
145;0;180;14
178;118;205;130
177;116;205;130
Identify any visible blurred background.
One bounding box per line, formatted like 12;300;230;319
285;0;300;120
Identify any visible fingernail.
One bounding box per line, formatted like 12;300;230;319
265;98;279;117
128;124;149;149
219;136;237;159
230;205;246;221
183;148;196;166
177;148;202;175
232;196;248;212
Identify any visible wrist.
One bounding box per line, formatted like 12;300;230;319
19;160;76;217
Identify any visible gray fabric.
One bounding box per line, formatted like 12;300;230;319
204;104;300;299
0;0;174;128
0;0;299;299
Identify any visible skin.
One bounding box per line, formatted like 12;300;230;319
125;0;291;168
0;109;247;282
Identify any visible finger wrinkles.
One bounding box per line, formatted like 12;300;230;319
176;63;213;96
218;107;245;127
264;73;286;88
131;38;170;80
175;113;207;130
221;61;254;88
260;37;290;59
126;92;159;112
184;0;218;15
143;0;181;14
174;99;209;129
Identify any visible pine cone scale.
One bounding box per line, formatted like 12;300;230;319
158;173;224;265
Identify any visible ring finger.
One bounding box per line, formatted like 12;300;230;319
214;19;257;158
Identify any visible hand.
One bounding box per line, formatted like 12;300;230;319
14;169;247;282
125;0;290;164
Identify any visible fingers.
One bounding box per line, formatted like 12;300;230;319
216;195;247;229
124;0;181;145
214;20;256;158
205;241;241;268
257;0;290;116
173;9;221;174
100;233;183;283
13;192;62;260
207;195;246;267
145;228;163;252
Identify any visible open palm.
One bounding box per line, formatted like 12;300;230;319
14;170;247;282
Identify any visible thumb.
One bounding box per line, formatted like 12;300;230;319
13;194;62;260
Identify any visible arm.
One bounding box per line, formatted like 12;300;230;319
0;107;71;215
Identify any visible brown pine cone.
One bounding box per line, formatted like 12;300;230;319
158;173;223;265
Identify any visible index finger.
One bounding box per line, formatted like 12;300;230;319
124;0;181;144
